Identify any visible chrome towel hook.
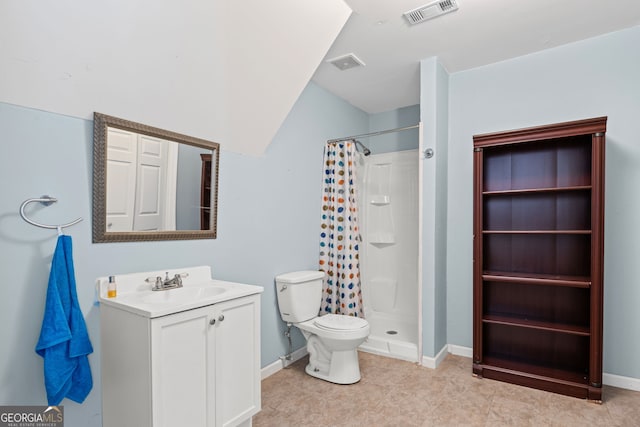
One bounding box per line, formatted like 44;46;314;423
19;195;83;231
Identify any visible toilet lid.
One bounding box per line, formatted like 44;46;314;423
314;314;368;331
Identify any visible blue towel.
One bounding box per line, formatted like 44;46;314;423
35;235;93;405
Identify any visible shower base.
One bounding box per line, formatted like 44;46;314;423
359;312;418;362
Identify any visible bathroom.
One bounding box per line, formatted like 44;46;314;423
2;2;640;426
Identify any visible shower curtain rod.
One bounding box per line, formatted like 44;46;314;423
327;123;420;144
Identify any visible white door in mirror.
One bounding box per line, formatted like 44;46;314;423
106;128;173;232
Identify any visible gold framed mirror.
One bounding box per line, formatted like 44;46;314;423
93;112;220;242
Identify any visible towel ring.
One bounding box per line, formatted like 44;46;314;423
20;195;83;230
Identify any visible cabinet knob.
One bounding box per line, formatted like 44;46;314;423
209;318;216;325
218;315;225;322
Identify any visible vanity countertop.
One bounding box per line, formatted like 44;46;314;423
97;266;263;318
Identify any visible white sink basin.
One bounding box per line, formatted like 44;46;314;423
138;286;227;305
97;266;263;318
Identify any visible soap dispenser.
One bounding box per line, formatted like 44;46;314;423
107;276;117;298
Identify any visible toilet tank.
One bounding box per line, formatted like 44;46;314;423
275;271;325;323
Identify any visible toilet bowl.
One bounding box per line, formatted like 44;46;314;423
275;271;370;384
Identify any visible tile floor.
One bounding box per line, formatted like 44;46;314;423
254;352;640;427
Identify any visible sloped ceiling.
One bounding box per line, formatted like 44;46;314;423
314;0;640;114
0;0;352;156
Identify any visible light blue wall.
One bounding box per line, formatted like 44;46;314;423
446;25;640;379
0;81;368;425
366;105;420;153
433;62;449;356
420;58;449;357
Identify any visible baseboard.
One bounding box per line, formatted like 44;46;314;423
421;344;448;369
603;372;640;392
437;345;640;392
448;344;473;358
261;347;308;380
261;344;640;393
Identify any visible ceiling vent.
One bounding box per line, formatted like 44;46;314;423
327;53;366;71
404;0;459;25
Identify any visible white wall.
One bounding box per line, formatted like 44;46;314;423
446;25;640;379
0;82;368;425
0;0;351;156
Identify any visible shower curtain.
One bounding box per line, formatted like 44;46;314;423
318;141;364;317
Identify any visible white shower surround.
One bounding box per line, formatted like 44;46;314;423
357;149;420;361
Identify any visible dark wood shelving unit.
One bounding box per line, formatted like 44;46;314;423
482;271;591;287
472;117;606;401
200;153;212;230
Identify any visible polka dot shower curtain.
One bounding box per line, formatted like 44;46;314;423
318;141;364;318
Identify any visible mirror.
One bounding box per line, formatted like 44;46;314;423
93;112;219;242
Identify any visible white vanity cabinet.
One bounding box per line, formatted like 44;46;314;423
101;293;261;427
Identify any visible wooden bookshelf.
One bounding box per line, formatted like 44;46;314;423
472;117;606;401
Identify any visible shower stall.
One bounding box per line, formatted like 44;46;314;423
326;121;422;362
356;148;420;361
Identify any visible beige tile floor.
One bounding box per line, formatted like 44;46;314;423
254;352;640;427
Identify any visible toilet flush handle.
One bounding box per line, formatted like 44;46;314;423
280;284;287;292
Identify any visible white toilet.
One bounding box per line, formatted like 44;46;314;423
275;270;370;384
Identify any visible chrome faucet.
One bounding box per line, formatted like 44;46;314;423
146;272;189;291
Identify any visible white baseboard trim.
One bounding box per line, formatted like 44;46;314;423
261;347;308;380
448;344;473;358
261;344;640;393
603;372;640;392
421;344;448;369
436;345;640;392
421;344;472;369
260;359;282;380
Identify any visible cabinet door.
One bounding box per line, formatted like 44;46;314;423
151;306;215;427
213;295;261;427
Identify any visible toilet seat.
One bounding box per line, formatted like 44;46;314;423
314;314;368;331
297;315;370;342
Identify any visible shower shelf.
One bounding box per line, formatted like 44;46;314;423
369;195;390;205
369;232;395;244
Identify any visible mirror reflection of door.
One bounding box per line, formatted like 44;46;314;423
106;127;178;232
